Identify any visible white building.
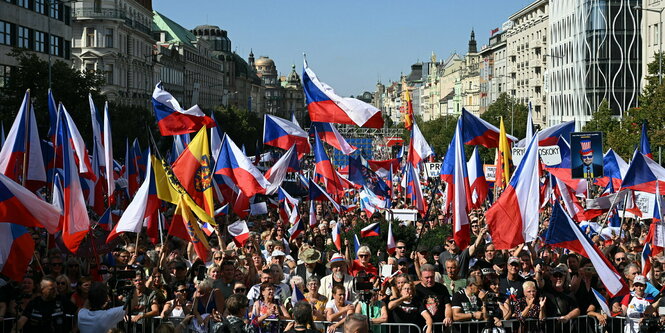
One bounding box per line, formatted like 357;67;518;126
639;0;665;90
71;0;155;108
548;0;641;128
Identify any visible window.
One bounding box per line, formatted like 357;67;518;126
656;23;661;46
18;26;30;49
34;0;44;14
17;0;29;9
34;30;45;52
86;27;95;47
50;35;61;56
93;0;101;12
0;21;10;46
105;28;113;48
0;65;10;88
105;64;113;84
50;2;60;20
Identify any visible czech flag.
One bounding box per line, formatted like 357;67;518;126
640;121;653;159
215;134;271;199
360;222;380;237
107;150;160;242
0;90;46;190
171;127;215;219
103;102;114;206
0;171;61;233
263;114;311;155
449;118;471;248
544;136;586;194
152;82;216;136
313;129;336;181
264;145;300;195
0;223;34;281
62;105;96;181
47;89;58;139
643;184;663;275
405;163;427;217
97;207;113;231
461;108;517;148
621;150;665;194
516;120;575;147
332;220;342;251
309;122;356;155
228;219;250;247
545;201;628;297
467;146;488;209
594;149;628;192
309;178;341;212
407;122;433;167
367;158;400;179
303;59;384;128
291;285;306;307
58;109;91;253
486;133;540;250
288;219;305;241
386;222;396;255
214;203;229;217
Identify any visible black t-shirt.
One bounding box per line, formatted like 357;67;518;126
542;285;579;317
21;296;77;333
499;275;526;298
415;283;451;322
390;297;426;328
451;289;482;314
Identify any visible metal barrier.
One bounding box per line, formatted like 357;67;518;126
0;318;16;333
427;315;628;333
263;319;422;333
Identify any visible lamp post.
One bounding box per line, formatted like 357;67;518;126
635;5;664;85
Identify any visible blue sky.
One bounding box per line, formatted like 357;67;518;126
154;1;533;96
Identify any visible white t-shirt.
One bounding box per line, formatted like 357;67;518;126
325;300;352;333
78;306;126;333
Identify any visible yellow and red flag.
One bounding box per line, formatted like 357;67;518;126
171;127;215;220
404;89;414;130
169;196;210;262
496;117;512;189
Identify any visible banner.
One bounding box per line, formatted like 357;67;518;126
484;164;496;181
511;145;561;166
424;162;442;178
570;132;604;179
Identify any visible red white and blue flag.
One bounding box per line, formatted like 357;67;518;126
545;201;628;297
62;105;95;181
309;178;341;213
405;163;427;217
303;59;384;128
309;122;356;155
594;149;628;192
0;223;34;281
467;146;488;209
640;121;653;159
58;110;91;253
407;122;433;167
386;222;396;255
332;220;342;251
263;114;311;155
360;222;380;237
516;120;575;147
449;119;471;248
487;133;540;250
152;82;216;136
103;102;114;206
0;90;46;190
544;136;586;194
621;149;665;194
0;171;61;233
313;128;336;181
264;145;300;195
643;183;663;275
215;134;271;198
107;150;159;242
461;108;517;148
228;220;250;247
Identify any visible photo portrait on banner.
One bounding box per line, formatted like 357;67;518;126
570;131;604;179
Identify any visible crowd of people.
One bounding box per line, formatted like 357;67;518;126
1;178;663;333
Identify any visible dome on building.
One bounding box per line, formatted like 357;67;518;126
255;56;275;67
287;64;300;85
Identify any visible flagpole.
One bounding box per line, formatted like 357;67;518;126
158;211;165;245
601;186;624;227
21;90;31;187
413;177;440;251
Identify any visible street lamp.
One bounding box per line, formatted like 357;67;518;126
635;5;665;85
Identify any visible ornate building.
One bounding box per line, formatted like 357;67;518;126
281;64;306;125
71;0;155;108
461;30;481;115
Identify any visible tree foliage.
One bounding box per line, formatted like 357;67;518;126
212;106;262;155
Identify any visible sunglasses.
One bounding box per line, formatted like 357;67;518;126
358;254;369;258
552;273;564;278
214;257;223;260
615;257;627;262
234;288;247;293
396;246;405;250
175;289;187;293
134;279;143;282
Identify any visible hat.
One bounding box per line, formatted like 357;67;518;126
326;253;346;268
580;140;593;156
508;256;520;265
271;250;286;257
432;245;443;255
417;244;430;253
481;268;497;276
634;275;647;285
397;257;410;265
298;248;321;264
551;265;567;275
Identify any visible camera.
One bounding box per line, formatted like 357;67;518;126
640;317;664;333
354;272;376;303
483;292;502;319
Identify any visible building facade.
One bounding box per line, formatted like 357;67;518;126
548;0;641;127
152;11;224;110
638;0;664;90
461;30;481;115
505;0;549;128
478;31;508;113
0;0;73;88
71;0;154;108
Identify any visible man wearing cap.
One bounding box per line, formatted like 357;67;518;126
542;266;580;331
572;139;602;179
499;256;527;299
294;248;326;283
319;254;356;302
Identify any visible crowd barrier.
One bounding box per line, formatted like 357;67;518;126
2;314;640;333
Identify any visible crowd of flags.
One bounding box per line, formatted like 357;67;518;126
0;58;663;304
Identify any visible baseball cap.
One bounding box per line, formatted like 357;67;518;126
508;256;520;265
634;275;647;285
271;250;286;257
397;257;410;265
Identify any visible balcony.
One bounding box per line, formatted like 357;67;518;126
531;39;541;49
530;59;542;68
73;8;125;20
124;18;152;35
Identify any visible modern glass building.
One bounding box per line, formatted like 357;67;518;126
547;0;641;128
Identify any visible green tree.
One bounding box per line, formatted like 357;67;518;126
212;106;262;155
0;49;104;139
